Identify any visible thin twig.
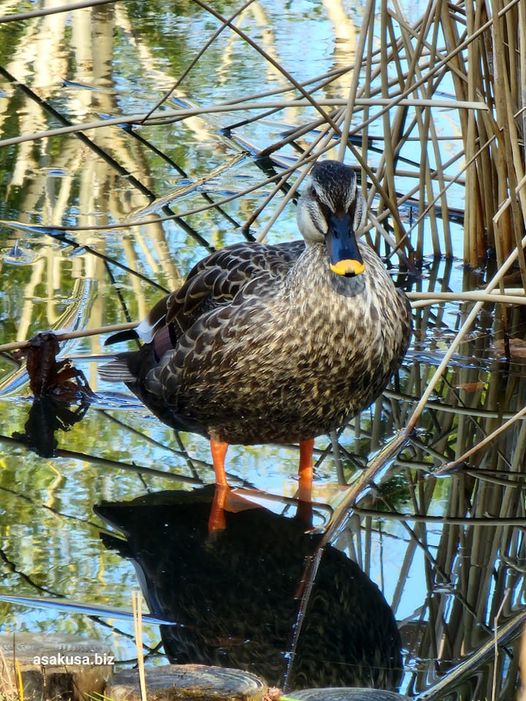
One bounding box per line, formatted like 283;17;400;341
132;591;148;701
407;290;526;307
0;322;138;354
0;0;118;23
406;233;526;432
141;0;256;122
436;406;526;474
0;98;489;149
191;0;340;133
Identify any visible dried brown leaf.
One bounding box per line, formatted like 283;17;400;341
25;332;93;399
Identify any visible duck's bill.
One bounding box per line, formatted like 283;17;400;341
326;213;365;277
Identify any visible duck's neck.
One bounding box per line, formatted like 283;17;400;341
287;241;366;298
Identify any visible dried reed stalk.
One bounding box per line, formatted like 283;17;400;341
0;0;116;23
0;322;137;354
132;591;147;701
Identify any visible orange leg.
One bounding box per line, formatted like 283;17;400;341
297;438;314;526
208;437;229;532
298;438;314;493
210;437;229;486
209;484;229;532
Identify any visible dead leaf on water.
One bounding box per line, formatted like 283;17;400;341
455;381;485;392
23;332;93;399
495;338;526;359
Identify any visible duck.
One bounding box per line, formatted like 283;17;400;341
102;160;412;499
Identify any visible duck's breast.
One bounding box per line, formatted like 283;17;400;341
146;243;410;444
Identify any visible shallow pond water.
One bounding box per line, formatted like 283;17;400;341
0;2;526;699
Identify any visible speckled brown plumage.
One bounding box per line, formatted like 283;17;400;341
103;161;412;447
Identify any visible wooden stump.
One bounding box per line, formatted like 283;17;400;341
0;632;114;700
107;664;268;701
285;690;410;701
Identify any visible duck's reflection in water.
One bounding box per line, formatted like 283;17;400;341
96;486;402;691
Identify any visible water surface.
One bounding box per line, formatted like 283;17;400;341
0;2;525;699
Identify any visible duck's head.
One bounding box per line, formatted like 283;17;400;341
297;160;366;278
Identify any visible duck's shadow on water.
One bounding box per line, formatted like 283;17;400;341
95;486;403;692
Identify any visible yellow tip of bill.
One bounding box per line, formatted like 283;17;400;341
330;259;366;276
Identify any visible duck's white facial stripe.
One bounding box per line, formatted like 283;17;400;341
296;197;325;242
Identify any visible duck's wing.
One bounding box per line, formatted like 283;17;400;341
100;240;304;386
104;241;304;347
165;240;304;334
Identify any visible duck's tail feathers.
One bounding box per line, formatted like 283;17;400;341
104;329;139;346
98;358;136;383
